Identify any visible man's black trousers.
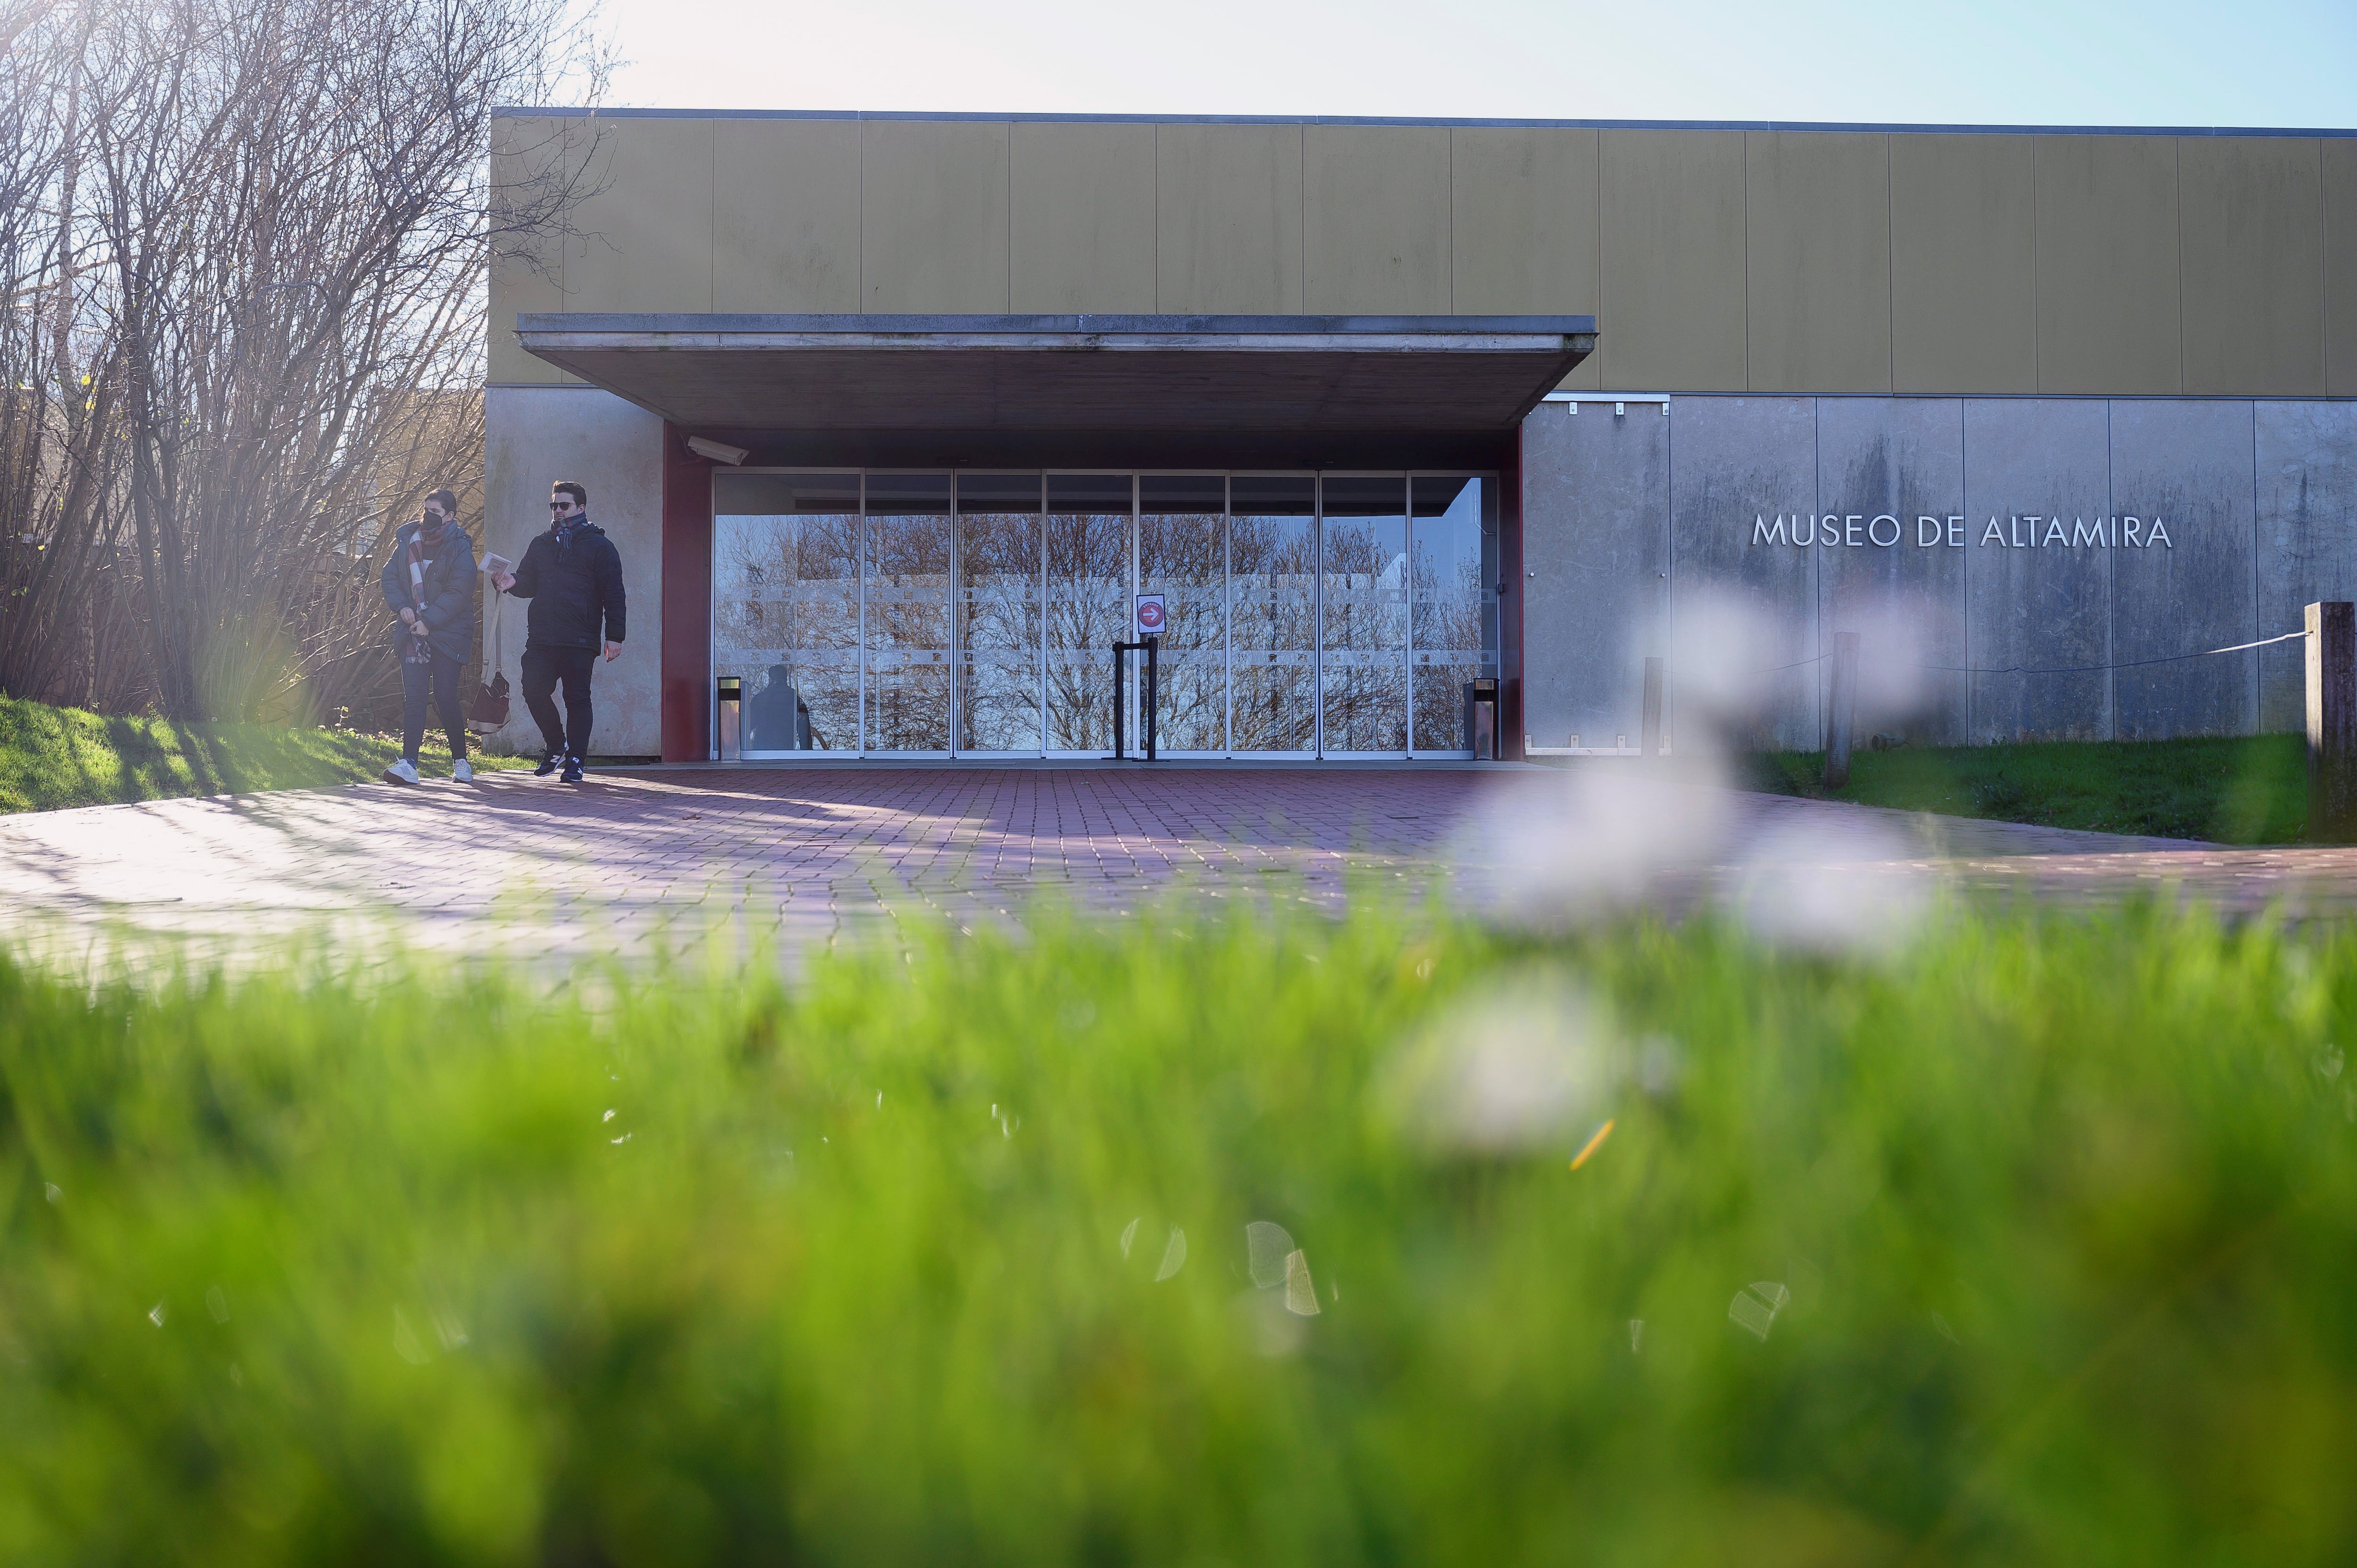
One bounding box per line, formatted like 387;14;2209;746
400;648;467;763
521;645;598;761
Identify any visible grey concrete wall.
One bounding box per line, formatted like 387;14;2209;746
2257;402;2357;730
483;385;667;756
1521;400;1669;750
1962;399;2112;742
1670;397;1821;750
1520;393;2357;748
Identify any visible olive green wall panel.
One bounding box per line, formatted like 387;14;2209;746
2326;139;2357;397
1450;127;1601;390
488;117;569;384
2034;134;2181;394
1745;131;1891;393
1010;122;1156;313
1154;123;1304;313
1302;124;1451;314
713;118;861;313
563;116;713;315
1889;134;2036;394
487;114;2356;401
2180;138;2325;396
1598;129;1747;391
860;119;1011;312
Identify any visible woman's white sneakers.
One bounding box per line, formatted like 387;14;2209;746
382;757;478;785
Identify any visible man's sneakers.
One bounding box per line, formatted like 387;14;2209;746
452;758;475;783
382;757;420;786
534;750;563;777
560;755;585;784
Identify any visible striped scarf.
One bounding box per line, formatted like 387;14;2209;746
402;519;446;664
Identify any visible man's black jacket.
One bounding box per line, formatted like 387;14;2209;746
505;520;626;651
379;520;477;662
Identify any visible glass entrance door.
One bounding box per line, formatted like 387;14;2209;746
1139;475;1228;754
1044;474;1130;752
714;468;1495;760
1410;476;1497;753
712;472;860;753
1318;476;1409;755
1228;475;1317;755
864;473;954;754
956;473;1045;755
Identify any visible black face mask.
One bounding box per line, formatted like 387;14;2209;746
419;512;451;544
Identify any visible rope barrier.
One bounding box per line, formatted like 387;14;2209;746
1916;627;2308;676
1699;628;2307;680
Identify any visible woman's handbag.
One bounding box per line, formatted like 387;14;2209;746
469;578;511;732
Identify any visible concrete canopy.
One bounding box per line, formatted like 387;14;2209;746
513;313;1598;435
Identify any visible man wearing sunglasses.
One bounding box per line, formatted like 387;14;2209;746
491;480;626;782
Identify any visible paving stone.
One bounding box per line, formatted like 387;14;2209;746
1;765;2352;974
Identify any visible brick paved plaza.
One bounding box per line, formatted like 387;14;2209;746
5;763;2357;969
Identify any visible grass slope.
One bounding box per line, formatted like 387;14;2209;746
1750;733;2308;843
0;694;528;813
2;903;2353;1563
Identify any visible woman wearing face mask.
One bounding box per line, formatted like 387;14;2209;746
378;487;478;785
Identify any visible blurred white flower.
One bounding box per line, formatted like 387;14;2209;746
1724;814;1931;956
1383;975;1619;1153
1454;767;1733;930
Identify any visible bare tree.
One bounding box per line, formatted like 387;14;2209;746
0;0;608;721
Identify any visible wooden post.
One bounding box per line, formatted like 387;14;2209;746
1640;656;1664;758
1824;632;1860;790
2307;602;2355;841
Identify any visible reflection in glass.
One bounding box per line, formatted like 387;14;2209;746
1044;475;1130;751
865;472;953;752
713;472;859;752
1411;476;1497;752
1229;476;1317;753
1319;476;1408;753
1140;476;1226;753
957;473;1044;753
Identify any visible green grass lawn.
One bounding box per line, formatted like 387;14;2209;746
0;694;531;813
3;901;2353;1563
1749;733;2310;843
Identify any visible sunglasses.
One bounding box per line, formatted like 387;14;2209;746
549;500;579;512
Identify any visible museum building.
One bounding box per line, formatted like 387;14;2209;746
483;110;2357;762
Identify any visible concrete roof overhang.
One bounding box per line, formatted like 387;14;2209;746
514;313;1598;435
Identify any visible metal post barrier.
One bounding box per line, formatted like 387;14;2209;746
1143;636;1158;762
1824;632;1859;789
1111;640;1157;761
2308;601;2355;841
1112;641;1129;759
1640;656;1665;759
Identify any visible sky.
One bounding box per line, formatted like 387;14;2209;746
588;0;2357;128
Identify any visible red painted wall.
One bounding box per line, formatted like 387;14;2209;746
659;424;714;763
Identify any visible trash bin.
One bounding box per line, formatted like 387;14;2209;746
716;674;742;761
1462;678;1499;760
